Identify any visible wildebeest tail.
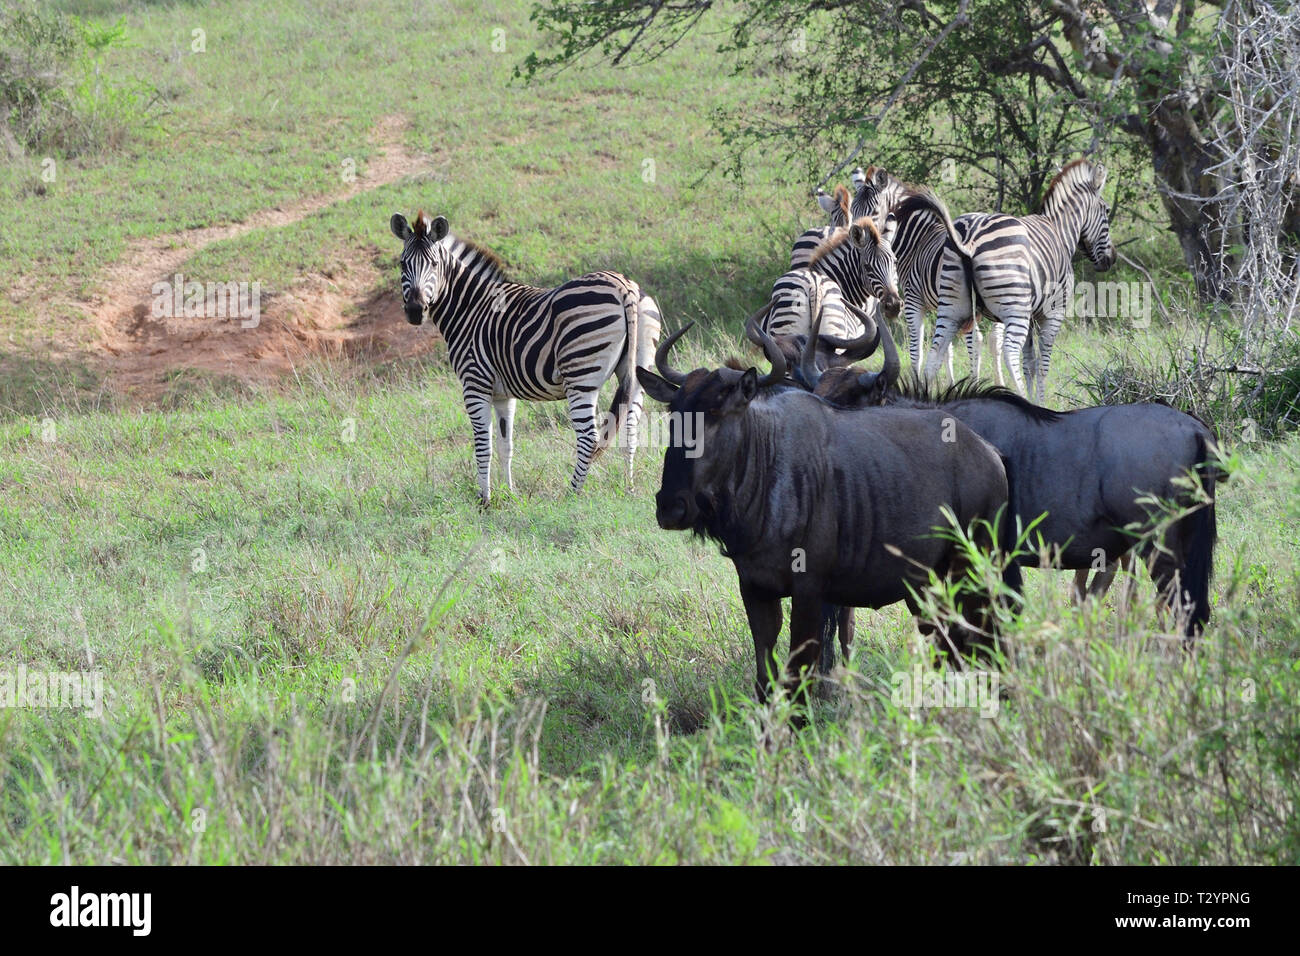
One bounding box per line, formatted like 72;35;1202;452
998;454;1024;598
816;602;840;674
1181;430;1220;638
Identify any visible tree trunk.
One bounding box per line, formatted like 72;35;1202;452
1143;88;1232;301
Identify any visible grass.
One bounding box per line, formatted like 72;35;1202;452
0;0;1297;864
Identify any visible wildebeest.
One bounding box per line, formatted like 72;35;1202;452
795;311;1223;654
635;321;1016;707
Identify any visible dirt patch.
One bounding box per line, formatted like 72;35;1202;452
65;114;440;403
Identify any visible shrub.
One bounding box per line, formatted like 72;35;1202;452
0;2;158;158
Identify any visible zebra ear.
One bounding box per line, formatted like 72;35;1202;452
390;214;412;241
849;223;868;248
873;167;889;188
431;215;450;241
881;213;898;245
816;189;837;215
1093;163;1108;191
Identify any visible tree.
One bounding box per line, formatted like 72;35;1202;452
520;0;1299;306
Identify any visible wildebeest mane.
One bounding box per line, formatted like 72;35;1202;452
890;373;1063;423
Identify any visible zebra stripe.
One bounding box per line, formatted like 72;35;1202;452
391;212;661;504
763;268;862;341
927;158;1116;399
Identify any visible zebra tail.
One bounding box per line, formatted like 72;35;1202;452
917;184;985;320
593;282;642;459
916;184;976;259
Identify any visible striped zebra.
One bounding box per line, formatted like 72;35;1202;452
926;158;1116;399
757;182;897;354
848;166;1003;383
390;211;662;504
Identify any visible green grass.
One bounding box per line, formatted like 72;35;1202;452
0;0;1297;864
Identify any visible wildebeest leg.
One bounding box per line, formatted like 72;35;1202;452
1071;569;1091;605
815;603;839;675
739;581;782;704
837;607;854;663
785;594;825;713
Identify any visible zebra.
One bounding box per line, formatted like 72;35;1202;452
756;181;893;355
389;211;662;504
926;158;1116;400
848;165;1004;383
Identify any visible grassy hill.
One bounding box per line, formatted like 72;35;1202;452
0;0;1296;863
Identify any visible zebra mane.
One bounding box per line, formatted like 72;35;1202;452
451;236;509;280
1041;158;1098;209
891;373;1063;423
808;216;880;266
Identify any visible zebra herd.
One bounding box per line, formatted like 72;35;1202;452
390;156;1220;704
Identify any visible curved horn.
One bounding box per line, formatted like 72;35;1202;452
655;322;694;386
820;301;881;360
744;308;788;387
798;305;824;391
856;311;900;398
742;301;772;347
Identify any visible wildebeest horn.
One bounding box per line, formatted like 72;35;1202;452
655;322;694;386
799;307;825;391
742;301;772;347
744;306;787;387
820;301;881;360
857;313;900;397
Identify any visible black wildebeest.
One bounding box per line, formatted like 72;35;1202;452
793;311;1223;657
635;321;1017;706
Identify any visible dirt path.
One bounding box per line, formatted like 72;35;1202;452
77;114;439;400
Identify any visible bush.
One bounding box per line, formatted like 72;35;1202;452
1073;320;1300;443
0;2;158;158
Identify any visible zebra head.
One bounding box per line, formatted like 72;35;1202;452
850;165;900;226
390;211;450;325
1080;162;1116;272
817;184;853;227
1045;159;1117;273
847;216;902;319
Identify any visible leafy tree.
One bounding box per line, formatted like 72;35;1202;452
521;0;1299;304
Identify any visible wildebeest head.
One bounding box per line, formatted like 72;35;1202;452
795;302;902;407
636;317;788;533
390;211;451;324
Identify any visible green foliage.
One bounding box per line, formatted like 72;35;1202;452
0;1;157;157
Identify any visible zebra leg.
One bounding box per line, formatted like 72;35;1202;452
621;376;644;489
966;324;982;380
492;396;517;495
904;295;924;374
930;249;971;384
990;322;1005;386
999;314;1032;396
462;390;495;505
565;384;601;493
1034;312;1065;404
